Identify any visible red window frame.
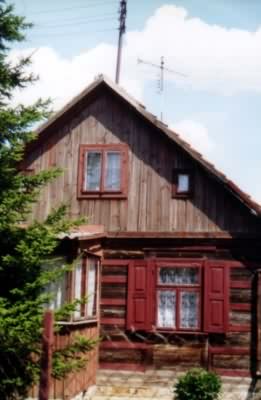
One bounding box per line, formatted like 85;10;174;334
155;261;202;332
172;168;193;198
72;255;99;322
77;144;128;199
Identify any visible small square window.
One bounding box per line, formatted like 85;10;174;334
172;169;193;198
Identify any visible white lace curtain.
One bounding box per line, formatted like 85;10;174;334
157;267;199;329
180;291;199;329
157;291;176;328
159;267;198;285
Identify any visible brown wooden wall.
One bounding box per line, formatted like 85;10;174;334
24;89;260;234
30;324;98;399
100;257;255;377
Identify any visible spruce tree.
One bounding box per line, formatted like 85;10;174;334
0;2;96;399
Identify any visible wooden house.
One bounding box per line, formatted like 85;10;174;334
22;75;261;398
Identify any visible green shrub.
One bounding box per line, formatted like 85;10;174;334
174;368;222;400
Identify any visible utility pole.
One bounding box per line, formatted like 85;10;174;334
138;56;186;121
115;0;127;84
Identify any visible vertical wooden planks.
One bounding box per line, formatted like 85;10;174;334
23;87;260;235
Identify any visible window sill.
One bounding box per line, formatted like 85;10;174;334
56;318;98;326
152;329;207;335
77;193;127;200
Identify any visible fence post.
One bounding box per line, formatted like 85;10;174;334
39;310;54;400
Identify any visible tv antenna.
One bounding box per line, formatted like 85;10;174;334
137;56;187;121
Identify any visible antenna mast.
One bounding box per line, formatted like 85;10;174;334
115;0;127;84
137;56;186;120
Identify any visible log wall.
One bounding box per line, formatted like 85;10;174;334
100;256;256;376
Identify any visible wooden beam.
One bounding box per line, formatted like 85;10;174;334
211;368;250;378
39;311;54;400
229;324;250;332
100;341;149;350
230;281;251;289
101;276;127;283
230;303;251;311
101;317;125;326
99;362;145;372
101;298;126;306
209;346;249;355
107;231;261;239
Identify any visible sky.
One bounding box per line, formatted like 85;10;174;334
10;0;261;204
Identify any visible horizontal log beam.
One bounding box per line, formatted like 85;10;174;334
230;281;251;289
99;362;145;372
230;303;251;311
100;341;149;350
101;317;125;327
102;260;130;266
211;368;250;378
101;276;127;283
229;324;251;332
209;346;249;355
101;298;126;306
107;231;261;239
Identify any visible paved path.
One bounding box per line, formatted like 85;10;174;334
83;370;254;400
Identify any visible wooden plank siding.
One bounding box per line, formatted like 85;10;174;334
29;323;98;399
100;258;256;375
23;90;260;235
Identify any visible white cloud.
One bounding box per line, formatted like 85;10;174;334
9;4;261;111
171;119;214;156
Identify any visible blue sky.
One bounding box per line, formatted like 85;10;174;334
12;0;261;203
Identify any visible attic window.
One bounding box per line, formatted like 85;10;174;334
78;144;128;199
172;169;193;198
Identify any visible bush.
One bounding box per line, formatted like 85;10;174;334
174;368;222;400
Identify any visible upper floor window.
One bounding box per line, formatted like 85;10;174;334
172;169;193;198
78;144;128;199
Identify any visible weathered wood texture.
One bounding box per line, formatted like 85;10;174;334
100;258;255;376
23;90;260;234
29;324;98;399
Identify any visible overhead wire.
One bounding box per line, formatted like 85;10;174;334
28;1;118;16
30;28;117;39
33;16;117;30
24;0;119;41
33;12;116;26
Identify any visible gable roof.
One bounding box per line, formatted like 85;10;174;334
31;74;261;217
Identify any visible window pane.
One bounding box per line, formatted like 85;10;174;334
74;261;82;319
87;258;97;317
85;152;101;191
157;290;176;328
42;258;67;311
180;291;199;329
177;174;189;192
159;267;199;285
105;152;121;190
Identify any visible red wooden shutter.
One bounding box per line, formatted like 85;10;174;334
127;260;154;331
204;261;229;333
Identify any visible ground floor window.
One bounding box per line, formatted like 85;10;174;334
74;256;98;320
156;264;201;331
45;255;99;323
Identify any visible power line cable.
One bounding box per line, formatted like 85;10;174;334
29;1;118;16
32;12;116;25
33;16;116;30
29;27;117;39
